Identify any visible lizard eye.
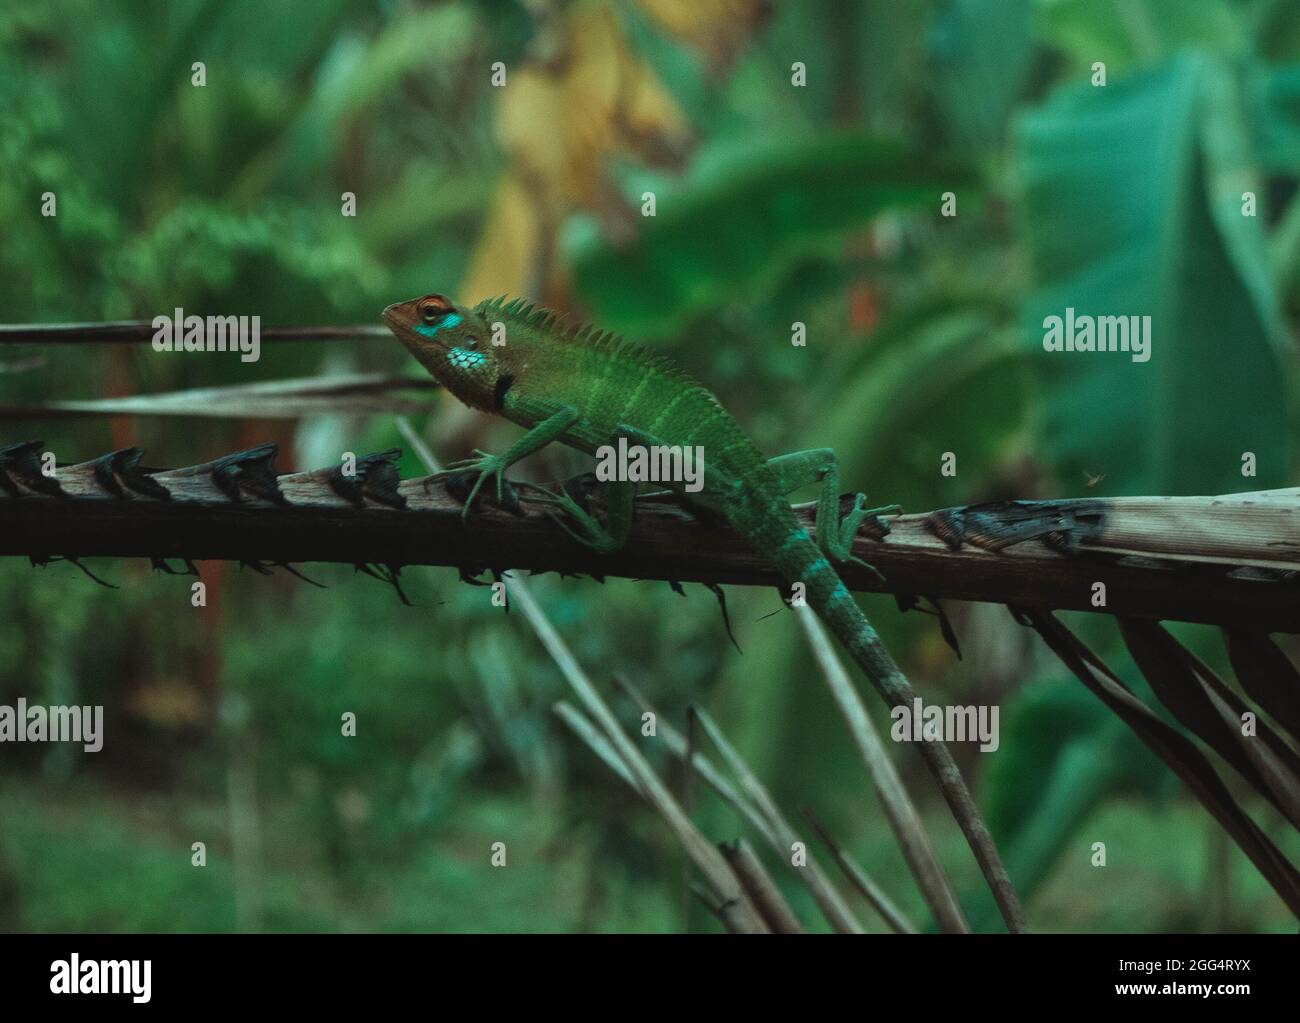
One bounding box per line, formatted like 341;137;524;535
419;303;444;325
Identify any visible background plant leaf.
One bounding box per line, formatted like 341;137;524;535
1017;55;1290;493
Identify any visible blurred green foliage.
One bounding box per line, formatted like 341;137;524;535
0;0;1298;933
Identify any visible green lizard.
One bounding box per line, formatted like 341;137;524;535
383;292;1025;932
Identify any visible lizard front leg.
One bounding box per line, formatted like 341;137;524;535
446;406;579;519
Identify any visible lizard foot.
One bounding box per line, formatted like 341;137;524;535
437;453;519;517
518;482;623;554
826;493;902;581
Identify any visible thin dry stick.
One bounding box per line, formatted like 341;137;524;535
0;321;389;344
395;416;444;473
614;671;904;933
719;839;804;934
1175;647;1300;827
613;675;770;837
681;689;697;924
803;807;918;935
553;701;640;792
794;605;971;934
559;696;694;925
512;580;768;934
688;883;746;934
689;705;865;934
400;417;768;934
0;374;437;419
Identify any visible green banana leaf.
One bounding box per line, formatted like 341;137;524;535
1016;54;1291;494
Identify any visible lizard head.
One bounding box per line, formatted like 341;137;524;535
382;293;505;410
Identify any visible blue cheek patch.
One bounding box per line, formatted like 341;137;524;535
409;312;483;369
447;347;487;370
415;313;463;337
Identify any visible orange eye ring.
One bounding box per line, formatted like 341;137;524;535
418;294;453;324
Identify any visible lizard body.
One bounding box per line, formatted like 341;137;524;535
383;292;1024;931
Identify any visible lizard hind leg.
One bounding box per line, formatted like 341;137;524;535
521;477;637;555
520;422;689;554
765;449;900;574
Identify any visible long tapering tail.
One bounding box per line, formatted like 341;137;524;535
774;529;1028;932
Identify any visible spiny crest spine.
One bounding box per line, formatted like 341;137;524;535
477;295;739;427
475;295;683;377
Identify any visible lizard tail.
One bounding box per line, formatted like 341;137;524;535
771;527;1028;933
